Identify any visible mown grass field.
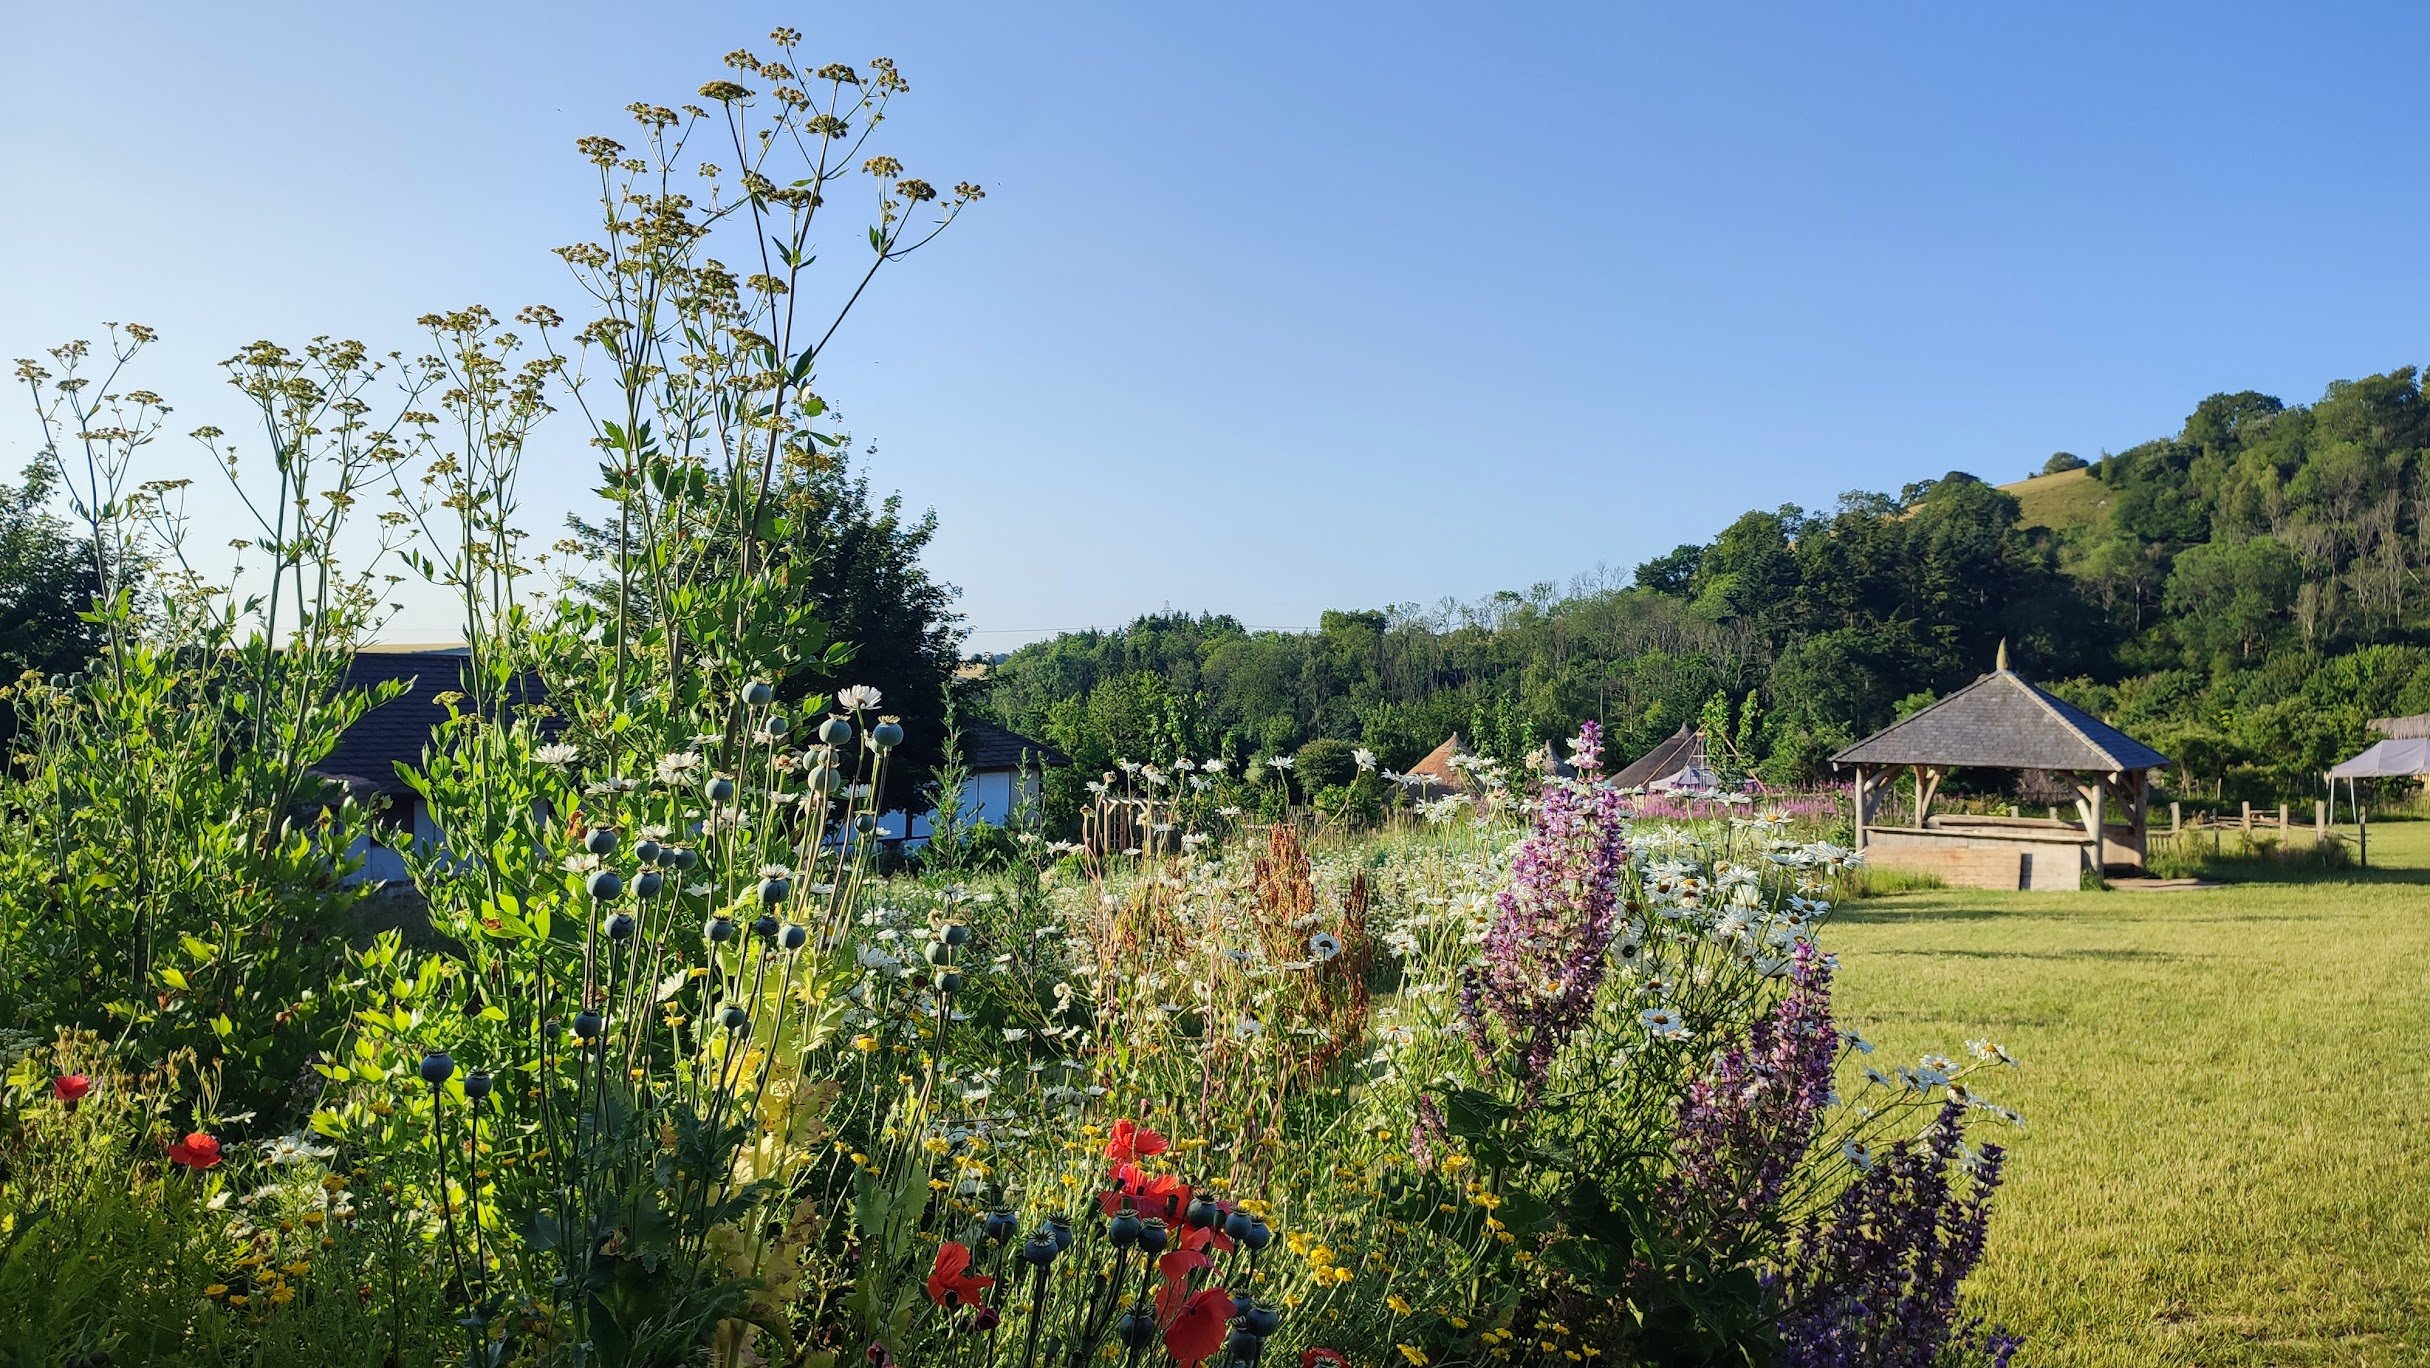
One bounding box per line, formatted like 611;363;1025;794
1829;822;2430;1366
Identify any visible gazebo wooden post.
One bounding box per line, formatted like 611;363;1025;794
2080;777;2106;875
1851;765;1870;848
2127;770;2149;867
1912;764;1944;828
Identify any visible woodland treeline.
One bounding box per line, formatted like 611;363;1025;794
985;366;2430;813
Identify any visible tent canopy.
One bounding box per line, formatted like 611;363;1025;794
2329;737;2430;779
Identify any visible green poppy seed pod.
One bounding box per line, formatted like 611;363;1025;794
758;875;789;905
941;923;971;947
924;940;953;966
932;968;963;994
779;924;808;952
1046;1215;1074;1252
871;720;904;750
669;847;699;871
572;1009;605;1041
818;716;854;747
704;776;737;804
583;827;620;857
1222;1209;1254;1243
1185;1197;1220;1230
705;917;737;944
983;1208;1019;1244
419;1051;455;1086
1243;1217;1273;1252
1115;1308;1158;1350
718;1005;749;1033
1018;1234;1058;1268
752;914;780;941
605;913;636;941
1137;1218;1170;1254
855;812;877;835
633;870;664;900
1241;1300;1280;1335
463;1070;494;1102
741;680;775;707
586;870;623;902
633;838;662;865
1107;1212;1143;1249
808;765;843;796
1225;1328;1266;1362
764;713;792;738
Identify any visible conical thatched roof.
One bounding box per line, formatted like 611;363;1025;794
1832;668;2167;773
1404;733;1470;796
1612;725;1705;790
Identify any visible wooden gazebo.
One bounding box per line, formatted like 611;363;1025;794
1830;650;2169;890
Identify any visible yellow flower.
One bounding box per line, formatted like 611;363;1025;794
1397;1347;1429;1366
851;1034;878;1053
203;1284;229;1298
1387;1294;1413;1315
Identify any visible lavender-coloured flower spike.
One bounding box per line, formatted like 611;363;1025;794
1458;726;1630;1096
1773;1097;2014;1368
1668;939;1840;1240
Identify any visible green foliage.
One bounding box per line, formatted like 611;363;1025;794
2041;451;2088;475
1292;736;1358;790
999;366;2430;805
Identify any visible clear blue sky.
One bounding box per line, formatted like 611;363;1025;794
6;3;2426;647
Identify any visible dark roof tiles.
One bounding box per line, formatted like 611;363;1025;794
961;719;1067;771
1831;669;2168;773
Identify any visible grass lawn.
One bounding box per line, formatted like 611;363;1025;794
1829;822;2430;1366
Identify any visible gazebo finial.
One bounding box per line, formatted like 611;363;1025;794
1995;638;2009;672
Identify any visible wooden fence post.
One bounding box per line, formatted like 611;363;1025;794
2240;801;2252;831
2170;801;2181;835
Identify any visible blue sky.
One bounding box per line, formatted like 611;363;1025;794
6;3;2426;647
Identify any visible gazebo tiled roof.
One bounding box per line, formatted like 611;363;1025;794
1831;668;2167;774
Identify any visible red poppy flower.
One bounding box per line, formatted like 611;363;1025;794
924;1241;994;1312
1155;1247;1214;1325
52;1075;91;1110
1164;1286;1233;1368
168;1131;222;1170
1105;1118;1169;1164
1174;1205;1236;1255
1098;1161;1190;1222
1301;1351;1349;1367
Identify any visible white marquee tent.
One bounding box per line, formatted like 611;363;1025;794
2330;736;2430;780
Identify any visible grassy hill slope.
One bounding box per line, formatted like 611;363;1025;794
1999;465;2113;534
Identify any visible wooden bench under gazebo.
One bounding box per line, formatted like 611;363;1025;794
1830;648;2169;891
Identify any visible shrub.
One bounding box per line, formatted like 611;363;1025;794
1293;737;1359;791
